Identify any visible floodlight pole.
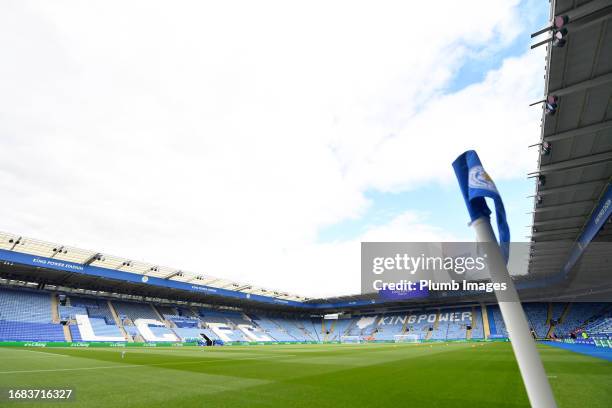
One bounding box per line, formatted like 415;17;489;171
471;217;557;408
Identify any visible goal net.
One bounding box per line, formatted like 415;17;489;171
393;334;419;343
340;335;361;344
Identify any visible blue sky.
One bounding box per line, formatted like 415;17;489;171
317;1;548;247
0;0;551;297
318;178;536;244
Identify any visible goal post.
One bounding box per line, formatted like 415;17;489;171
340;335;361;344
393;334;419;343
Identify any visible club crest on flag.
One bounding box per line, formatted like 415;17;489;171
468;165;498;194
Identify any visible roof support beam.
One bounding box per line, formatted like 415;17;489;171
83;253;103;266
531;227;581;238
163;270;183;279
9;237;22;251
557;183;612;276
544;119;612;142
531;200;594;213
549;72;612;97
536;179;608;196
532;216;585;227
536;151;612;174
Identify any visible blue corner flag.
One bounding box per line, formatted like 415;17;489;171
452;150;510;262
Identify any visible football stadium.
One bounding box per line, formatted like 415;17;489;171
1;1;612;408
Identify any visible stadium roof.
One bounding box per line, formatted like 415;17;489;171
527;0;612;277
0;231;310;303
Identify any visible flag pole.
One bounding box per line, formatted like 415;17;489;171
471;217;557;408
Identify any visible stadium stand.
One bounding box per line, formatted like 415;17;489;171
551;303;605;337
523;303;549;338
470;308;484;339
0;321;65;341
113;301;160;322
487;305;509;339
86;317;124;338
0;287;53;323
250;315;296;341
69;324;82;341
69;296;116;324
1;283;610;343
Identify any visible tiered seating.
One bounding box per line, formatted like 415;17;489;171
272;318;312;341
113;301;158;321
487;305;508;338
0;287;53;323
293;318;318;340
165;315;200;328
311;318;325;340
87;317;123;338
446;308;470;340
69;324;82;341
148;325;177;341
375;313;409;340
553;303;607;337
156;305;177;316
199;308;248;325
404;315;432;340
197;308;251;342
551;303;566;324
123;325;140;337
345;320;363;336
585;318;612;338
3;283;611;344
329;319;352;341
446;322;467;339
201;328;220;341
470;309;484;339
523;303;548;338
0;321;64;341
173;327;206;341
69;297;116;324
59;305;88;320
252;316;296;341
430;319;448;340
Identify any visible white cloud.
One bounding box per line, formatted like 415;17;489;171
0;1;544;297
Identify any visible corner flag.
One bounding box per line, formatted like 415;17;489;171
452;150;557;408
452;150;510;262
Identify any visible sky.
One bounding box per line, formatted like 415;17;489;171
0;0;549;298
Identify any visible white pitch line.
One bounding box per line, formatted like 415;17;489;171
0;354;290;374
0;349;69;357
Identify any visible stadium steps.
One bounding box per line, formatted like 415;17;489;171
559;303;572;324
401;314;411;334
289;320;315;341
151;305;172;328
63;324;72;341
425;311;439;340
481;305;491;339
311;321;321;341
344;318;358;336
107;300;133;342
51;293;60;323
466;307;474;340
329;320;337;341
189;307;201;319
321;319;327;341
549;303;572;338
546;303;552;326
242;312;255;323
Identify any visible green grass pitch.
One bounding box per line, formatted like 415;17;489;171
0;342;610;407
